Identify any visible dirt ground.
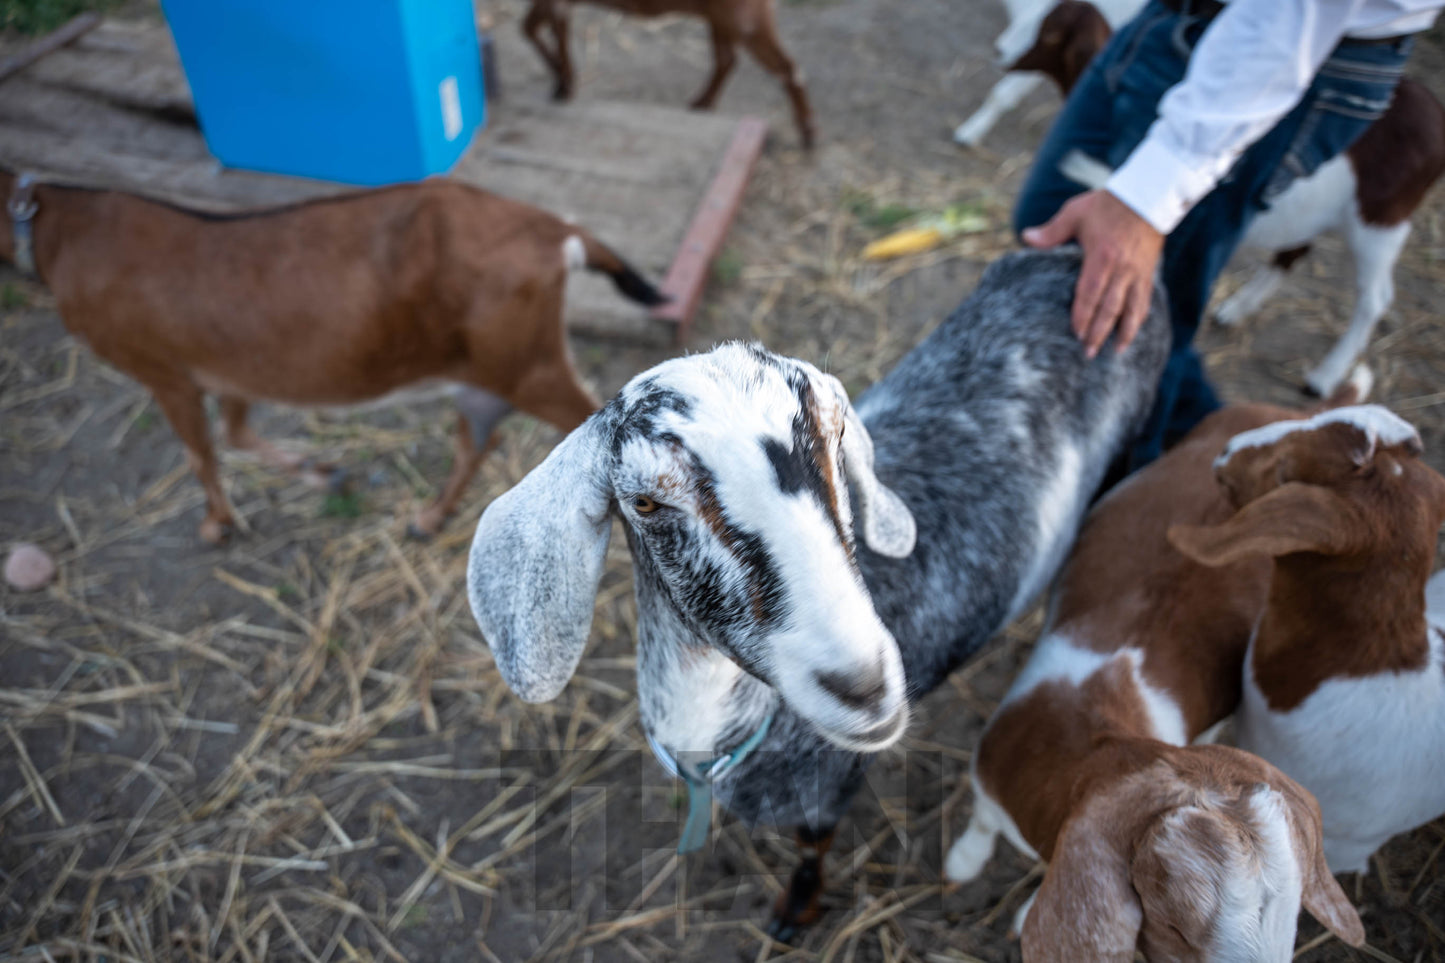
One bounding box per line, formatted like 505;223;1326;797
4;1;1445;961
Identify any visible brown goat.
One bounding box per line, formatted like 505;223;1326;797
1;170;664;543
1007;0;1111;96
947;373;1374;960
521;0;815;148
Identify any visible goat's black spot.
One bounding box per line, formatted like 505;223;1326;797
757;379;832;509
621;384;694;446
763;436;810;495
636;387;692;422
765;374;852;552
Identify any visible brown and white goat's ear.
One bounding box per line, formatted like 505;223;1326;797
467;410;614;703
1301;844;1365;946
1282;784;1366;946
1021;808;1142;963
840;396;916;558
1167;482;1365;567
1327;405;1422;468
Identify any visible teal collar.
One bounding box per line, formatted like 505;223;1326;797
646;711;775;854
8;173;38;278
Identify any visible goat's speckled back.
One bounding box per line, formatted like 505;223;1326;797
857;247;1169;689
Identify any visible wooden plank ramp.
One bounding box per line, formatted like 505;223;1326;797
0;17;766;342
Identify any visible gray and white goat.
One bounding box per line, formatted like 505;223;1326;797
466;249;1170;936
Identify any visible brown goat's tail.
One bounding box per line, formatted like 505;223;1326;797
1314;365;1374;411
566;233;670;307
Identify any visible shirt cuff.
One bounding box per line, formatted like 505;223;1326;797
1105;134;1226;235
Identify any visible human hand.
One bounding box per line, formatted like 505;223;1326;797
1021;189;1164;359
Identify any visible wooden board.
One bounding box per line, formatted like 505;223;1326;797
651;118;768;342
0;18;764;343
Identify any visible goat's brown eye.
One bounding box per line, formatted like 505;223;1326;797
633;495;660;514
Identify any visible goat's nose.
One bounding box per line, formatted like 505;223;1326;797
814;664;889;712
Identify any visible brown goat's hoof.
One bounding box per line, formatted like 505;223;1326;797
199;518;234;545
551;84;573;102
801;130;817;152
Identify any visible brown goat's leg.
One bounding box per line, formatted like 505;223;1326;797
410;415;487;537
742;18;815;148
221;396;304;472
151;379;234;544
690;22;739;110
523;4;564;87
220;397;341;491
546;8;575;101
411;388;512;538
766;824;836;943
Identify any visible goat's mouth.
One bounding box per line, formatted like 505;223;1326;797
813;703;909;753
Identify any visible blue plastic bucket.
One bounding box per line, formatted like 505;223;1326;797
162;0;485;185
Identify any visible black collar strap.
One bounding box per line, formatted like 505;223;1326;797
8;173;39;278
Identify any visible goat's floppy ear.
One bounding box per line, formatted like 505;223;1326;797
1168;483;1365;567
1300;833;1366;946
1021;805;1142;963
467;410;614;703
1277;781;1366;946
839;394;916;558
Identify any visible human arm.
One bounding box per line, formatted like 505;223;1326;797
1027;0;1373;356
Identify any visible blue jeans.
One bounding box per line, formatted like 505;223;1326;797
1014;1;1414;468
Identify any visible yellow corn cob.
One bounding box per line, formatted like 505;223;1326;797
862;226;944;261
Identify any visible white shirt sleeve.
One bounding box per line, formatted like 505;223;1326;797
1106;0;1371;234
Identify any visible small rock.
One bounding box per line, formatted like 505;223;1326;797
5;543;56;592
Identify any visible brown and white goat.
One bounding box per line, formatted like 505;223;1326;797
951;0;1142;147
945;388;1371;960
1172;404;1445;875
520;0;815;148
1029;0;1445;397
0;170;664;543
